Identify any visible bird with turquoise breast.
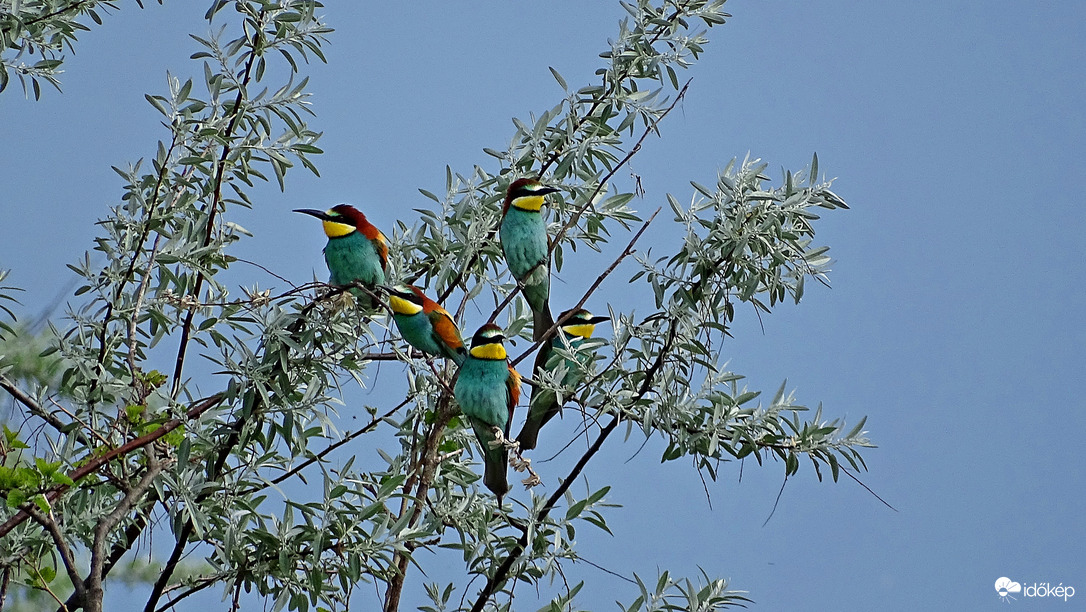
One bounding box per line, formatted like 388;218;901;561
500;177;560;341
516;308;609;450
294;204;389;309
453;323;521;500
383;284;465;365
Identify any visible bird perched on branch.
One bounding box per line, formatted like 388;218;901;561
383;284;465;365
453;323;521;501
517;308;609;450
500;177;559;341
294;205;388;309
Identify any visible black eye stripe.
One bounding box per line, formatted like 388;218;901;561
513;186;548;199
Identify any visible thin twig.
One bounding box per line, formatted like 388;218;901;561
126;234;162;382
237;398;410;497
154;576;221;612
384;393;457;612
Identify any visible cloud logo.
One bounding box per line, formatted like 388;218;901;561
995;577;1022;602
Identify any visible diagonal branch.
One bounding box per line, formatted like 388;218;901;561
24;504;88;608
0;393;223;539
0;373;65;431
169;15;264;400
509;207;660;368
236;397;410;498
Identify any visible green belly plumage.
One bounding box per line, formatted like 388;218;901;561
324;232;385;304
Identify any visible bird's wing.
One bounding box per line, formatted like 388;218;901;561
506;365;521;433
428;307;464;353
371;231;389;272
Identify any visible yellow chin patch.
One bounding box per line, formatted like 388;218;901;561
322;218;356;238
470;342;507;360
511;195;546;212
388;295;422;316
562;324;595;339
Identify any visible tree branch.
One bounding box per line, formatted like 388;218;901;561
85;456;171;612
24;504;88;609
59;493;159;612
384;393;457;612
169;14;263;399
235;397;410;498
0;373;65;431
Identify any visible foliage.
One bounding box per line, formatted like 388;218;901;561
0;1;870;611
0;1;164;98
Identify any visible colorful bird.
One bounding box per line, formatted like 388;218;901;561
383;284;465;364
500;177;559;341
516;308;609;450
294;204;389;309
453;323;521;500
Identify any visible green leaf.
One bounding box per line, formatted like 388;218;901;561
549;66;568;90
6;489;27;509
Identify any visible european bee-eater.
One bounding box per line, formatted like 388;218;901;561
453;323;521;500
294;204;389;309
500;177;559;341
383;284;466;365
516;308;609;450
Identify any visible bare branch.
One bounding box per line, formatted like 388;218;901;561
24;504;87;607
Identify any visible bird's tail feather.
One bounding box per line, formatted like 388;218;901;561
532;301;554;342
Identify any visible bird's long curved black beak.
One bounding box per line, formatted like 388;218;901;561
293;208;332;221
586;316;611;325
536;186;560;196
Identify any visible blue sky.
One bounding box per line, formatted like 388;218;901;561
2;2;1085;610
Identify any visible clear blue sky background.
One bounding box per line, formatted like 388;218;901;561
2;2;1084;610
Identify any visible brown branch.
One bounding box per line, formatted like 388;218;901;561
0;566;10;612
0;393;223;539
384;394;457;612
59;493;159;612
85;457;171;611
